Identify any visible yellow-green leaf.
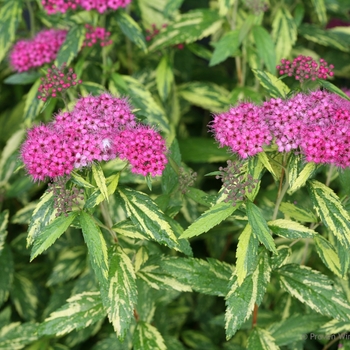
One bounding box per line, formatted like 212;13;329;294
156;55;174;102
252;69;290;98
92;164;109;202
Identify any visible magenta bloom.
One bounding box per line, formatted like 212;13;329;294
114;126;168;176
211;102;272;158
9;29;67;72
83;25;113;47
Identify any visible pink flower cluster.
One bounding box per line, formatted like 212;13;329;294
211;90;350;168
83;25;112;47
277;56;334;83
41;0;131;14
9;29;67;72
21;93;168;181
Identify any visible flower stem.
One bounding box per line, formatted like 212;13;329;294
272;155;289;221
26;0;36;38
325;164;335;187
99;201;118;243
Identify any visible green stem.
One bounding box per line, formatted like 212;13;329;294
272;155;289;221
99;202;118;243
26;0;36;38
325;164;335;187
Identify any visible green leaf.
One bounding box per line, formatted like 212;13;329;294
252;25;276;74
310;0;327;25
4;72;41;85
246;200;277;254
218;0;235;16
164;0;184;16
247;328;279;350
0;210;9;256
107;245;137;339
47;246;87;286
27;191;57;247
308;180;350;249
180;201;239;239
30;212;78;261
268;219;316;239
178;82;230;112
80;212;109;298
299;24;350;52
0;322;39;350
116;187;183;252
23;79;44;123
39;292;105;336
0;245;13;308
156;55;174;101
55;25;86;67
236;224;259;285
209;29;240;67
149;9;222;51
0;0;22;64
314;235;342;278
279;202;317;223
318;79;350;101
186;43;212;60
277;264;350;321
121;75;169;133
252;69;290;98
92;164;109;202
225;250;271;339
272;7;297;63
115;10;147;52
71;171;95;189
133;321;166;350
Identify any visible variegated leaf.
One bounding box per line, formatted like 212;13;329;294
0;322;39;350
0;245;13;308
225;250;271;339
30;212;78;261
23;79;44;124
0;210;9;256
156;55;174;102
277;264;350;321
247;327;279;350
268;219;316;239
107;245;137;339
92;164;109;202
318;79;350;101
308;180;350;249
38;292;105;336
149;9;222;51
252;69;290;98
279;202;317;223
310;0;327;25
133;321;166;350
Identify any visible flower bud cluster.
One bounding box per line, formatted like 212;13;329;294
211;90;350;168
41;0;131;14
9;29;67;72
178;167;197;194
277;55;334;83
21;93;168;181
38;64;82;101
216;160;258;206
83;25;113;47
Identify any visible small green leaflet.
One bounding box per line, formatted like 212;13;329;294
30;212;78;261
268;219;316;239
38;292;105;336
0;245;13;308
252;69;290;98
225;250;271;339
246;201;277;254
308;180;350;249
0;210;9;256
71;171;95;189
277;264;350;321
80;212;109;298
236;224;259;286
299;24;350;52
270;245;291;269
310;0;327;25
314;235;342;278
218;0;235;16
92;164;109;202
164;0;184;16
180;201;239;239
209;29;240;67
27;191;57;247
112;219;150;240
47;246;87;286
318;79;350;101
252;26;276;74
149;9;222;51
23;79;44;123
121;75;170;133
4;72;41;85
272;7;297;63
156;55;174;102
0;322;39;350
186;43;212;60
279;202;317;223
0;0;22;64
317;319;350;336
133;321;166;350
107;245;137;339
55;25;86;67
178;82;230;113
247;327;279;350
115;10;147;52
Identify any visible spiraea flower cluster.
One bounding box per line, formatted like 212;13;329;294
9;29;67;72
277;56;334;83
41;0;131;14
83;25;113;47
38;64;82;101
211;90;350;168
21;93;168;181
